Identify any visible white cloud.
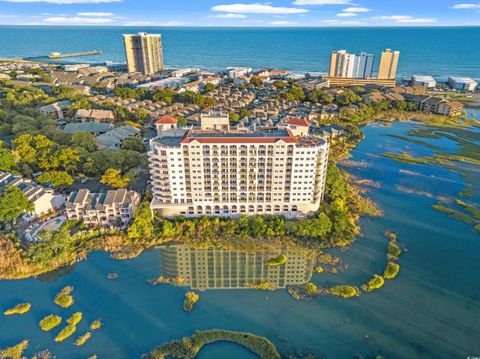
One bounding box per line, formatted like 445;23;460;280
211;3;308;14
293;0;351;5
337;12;356;17
161;21;185;26
373;15;437;23
322;19;363;25
343;7;369;13
452;3;480;8
210;13;247;18
270;20;298;25
123;20;155;26
1;0;119;3
77;12;113;17
44;16;114;24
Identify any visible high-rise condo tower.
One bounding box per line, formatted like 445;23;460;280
123;32;164;74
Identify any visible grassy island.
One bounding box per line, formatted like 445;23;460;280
90;319;103;331
143;329;280;359
67;311;83;326
327;285;361;298
183;291;200;312
54;324;77;342
75;332;92;346
39;314;62;331
0;339;28;359
266;254;287;266
383;262;400;280
3;302;31;315
54;286;74;308
361;275;385;292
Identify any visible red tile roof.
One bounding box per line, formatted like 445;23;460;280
286;117;312;127
155;115;177;125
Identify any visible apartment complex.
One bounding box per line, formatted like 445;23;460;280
148;115;329;217
406;95;464;117
159;244;315;290
123;32;164;74
329;50;374;79
377;48;400;80
66;188;140;228
0;171;56;217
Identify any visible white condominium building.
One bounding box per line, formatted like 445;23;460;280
148;116;329;217
66;188;140;228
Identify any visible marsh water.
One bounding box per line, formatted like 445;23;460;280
1;111;480;358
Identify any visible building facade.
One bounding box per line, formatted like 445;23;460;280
377;49;400;80
329;50;374;79
123;32;164;74
159;244;315;290
148;116;329;218
66;188;140;228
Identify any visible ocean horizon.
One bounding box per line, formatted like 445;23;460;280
1;25;480;79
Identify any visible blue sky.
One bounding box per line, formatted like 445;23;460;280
0;0;480;26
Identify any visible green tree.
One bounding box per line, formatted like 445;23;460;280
152;88;176;104
135;108;150;122
229;112;239;123
127;201;155;240
101;168;130;188
307;89;334;104
121;137;146;152
71;132;97;152
0;186;33;222
0;148;17;172
56;147;80;173
273;80;288;89
203;83;215;92
37;170;74;187
249;77;263;87
337;90;361;105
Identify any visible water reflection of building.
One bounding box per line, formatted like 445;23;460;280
159;244;314;290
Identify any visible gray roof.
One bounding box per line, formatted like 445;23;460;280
64;122;112;134
95;125;140;150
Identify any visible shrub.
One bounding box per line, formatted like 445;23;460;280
383;262;400;279
327;285;360;298
315;266;324;273
183;291;200;312
4;303;31;315
54;324;77;342
361;274;385;292
39;314;62;331
54;286;74;308
265;254;287;266
75;332;92;346
303;282;319;295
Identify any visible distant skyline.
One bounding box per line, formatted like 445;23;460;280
0;0;480;27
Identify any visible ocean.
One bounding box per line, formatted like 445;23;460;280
0;26;479;79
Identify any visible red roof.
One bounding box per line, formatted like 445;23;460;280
155;115;177;125
286;117;312;127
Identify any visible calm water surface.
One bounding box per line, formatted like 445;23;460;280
1;26;480;78
1;118;480;358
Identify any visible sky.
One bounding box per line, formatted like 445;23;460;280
0;0;480;26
